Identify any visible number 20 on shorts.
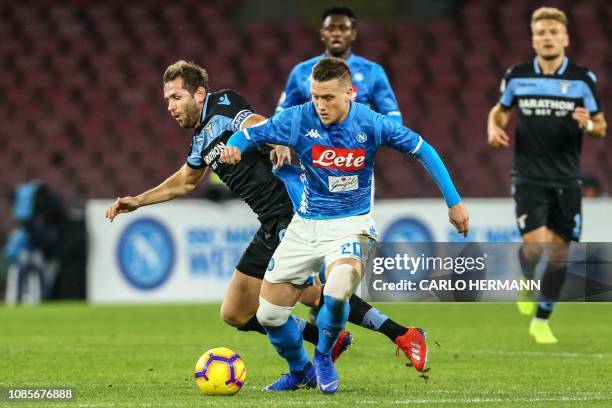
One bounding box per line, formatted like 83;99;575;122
340;242;363;259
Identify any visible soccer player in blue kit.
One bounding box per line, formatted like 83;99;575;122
278;4;408;336
222;58;470;394
276;5;403;123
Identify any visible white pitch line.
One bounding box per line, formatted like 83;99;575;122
40;393;612;407
380;395;612;404
439;348;612;359
183;394;612;406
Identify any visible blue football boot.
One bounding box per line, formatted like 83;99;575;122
313;348;339;394
262;362;316;391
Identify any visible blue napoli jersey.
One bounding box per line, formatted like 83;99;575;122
276;54;402;123
245;102;422;219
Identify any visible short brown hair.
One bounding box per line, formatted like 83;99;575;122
163;60;209;93
312;57;352;84
531;7;568;28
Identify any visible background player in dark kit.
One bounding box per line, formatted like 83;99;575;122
487;7;606;343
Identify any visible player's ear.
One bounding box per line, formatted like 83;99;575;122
194;87;206;104
319;28;326;44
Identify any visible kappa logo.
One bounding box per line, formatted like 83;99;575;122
305;129;321;139
218;94;231;105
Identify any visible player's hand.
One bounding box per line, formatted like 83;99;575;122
572;107;591;129
270;145;291;169
487;125;510;148
448;202;469;237
220;146;242;165
106;196;140;222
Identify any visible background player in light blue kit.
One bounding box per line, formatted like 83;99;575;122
222;58;469;394
276;5;403;123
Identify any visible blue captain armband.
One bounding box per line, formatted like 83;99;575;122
414;140;462;207
226;130;258;153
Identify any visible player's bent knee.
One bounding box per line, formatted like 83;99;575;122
221;309;250;328
256;296;293;327
521;241;545;262
323;263;360;301
219;304;251;328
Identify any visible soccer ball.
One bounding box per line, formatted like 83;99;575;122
194;347;246;396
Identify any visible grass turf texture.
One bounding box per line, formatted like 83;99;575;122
1;303;611;407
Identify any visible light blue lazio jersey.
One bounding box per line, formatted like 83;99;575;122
245;102;422;219
276;54;402;123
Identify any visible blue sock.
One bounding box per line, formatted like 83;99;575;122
264;316;310;372
294;316;307;333
317;295;349;354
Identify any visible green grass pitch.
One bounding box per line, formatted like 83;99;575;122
1;302;611;407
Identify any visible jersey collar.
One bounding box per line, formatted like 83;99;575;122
321;51;355;63
533;56;568;75
320;101;355;130
195;92;212;133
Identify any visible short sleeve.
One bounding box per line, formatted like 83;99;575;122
582;70;601;114
499;66;516;109
186;133;205;169
216;90;256;131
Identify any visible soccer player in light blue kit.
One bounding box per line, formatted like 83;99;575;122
278;5;410;338
221;58;470;394
276;5;403;123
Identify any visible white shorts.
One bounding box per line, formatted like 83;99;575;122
264;213;378;285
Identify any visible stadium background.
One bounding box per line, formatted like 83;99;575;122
0;0;610;294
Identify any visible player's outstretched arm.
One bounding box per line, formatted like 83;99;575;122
223;108;294;165
413;141;470;237
105;163;206;221
487;103;512;148
221;129;261;165
241;113;286;164
238;114;291;168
